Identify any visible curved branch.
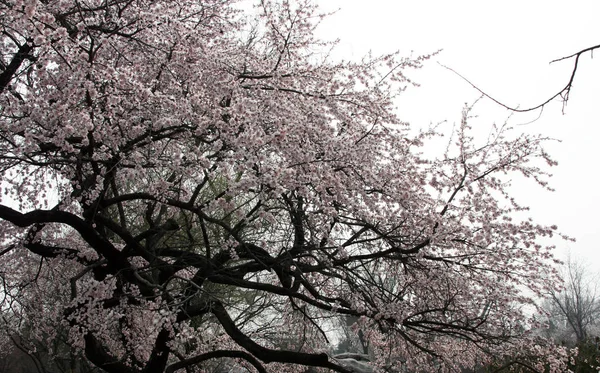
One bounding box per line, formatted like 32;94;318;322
440;43;600;113
210;301;353;373
165;350;267;373
0;204;154;295
0;205;122;263
208;274;357;316
84;334;131;373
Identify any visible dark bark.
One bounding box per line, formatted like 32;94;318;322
165;350;267;373
84;334;131;373
0;40;34;93
211;301;353;373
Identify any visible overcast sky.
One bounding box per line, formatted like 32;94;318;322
316;0;600;265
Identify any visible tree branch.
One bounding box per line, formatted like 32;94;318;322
0;39;34;93
165;350;267;373
211;301;353;373
440;43;600;113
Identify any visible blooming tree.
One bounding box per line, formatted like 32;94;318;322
0;0;568;372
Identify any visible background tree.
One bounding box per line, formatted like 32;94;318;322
539;256;600;373
546;255;600;344
0;0;569;372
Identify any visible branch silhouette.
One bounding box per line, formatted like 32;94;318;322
441;43;600;113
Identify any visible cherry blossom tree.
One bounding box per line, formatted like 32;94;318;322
0;0;569;372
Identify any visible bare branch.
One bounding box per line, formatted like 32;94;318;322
441;43;600;113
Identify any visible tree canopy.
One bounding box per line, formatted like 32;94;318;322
0;0;568;372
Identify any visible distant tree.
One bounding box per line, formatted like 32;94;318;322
537;256;600;373
546;256;600;344
0;0;569;372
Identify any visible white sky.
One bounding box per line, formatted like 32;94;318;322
316;0;600;265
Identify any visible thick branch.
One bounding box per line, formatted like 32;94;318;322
84;334;131;373
211;301;352;373
165;350;267;373
0;205;122;263
0;40;34;93
141;328;171;373
0;204;154;294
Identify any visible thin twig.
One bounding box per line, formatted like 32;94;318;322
440;43;600;114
